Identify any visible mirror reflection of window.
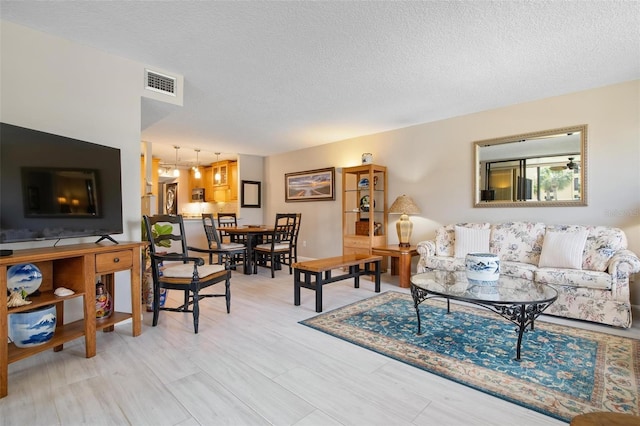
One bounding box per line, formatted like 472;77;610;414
484;155;580;202
475;125;586;207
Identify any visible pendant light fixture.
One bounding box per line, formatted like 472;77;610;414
173;146;180;177
214;152;221;183
193;149;201;179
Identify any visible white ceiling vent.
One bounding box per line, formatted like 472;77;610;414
145;69;176;96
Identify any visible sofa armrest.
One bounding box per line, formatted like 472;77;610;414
606;249;640;296
608;249;640;276
417;240;436;257
416;240;436;273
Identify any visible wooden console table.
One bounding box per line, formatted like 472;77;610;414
371;245;418;288
0;241;145;397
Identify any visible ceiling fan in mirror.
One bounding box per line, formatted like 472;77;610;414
550;157;580;172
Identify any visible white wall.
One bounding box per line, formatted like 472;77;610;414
0;21;148;317
1;20;145;246
238;154;265;225
266;80;640;302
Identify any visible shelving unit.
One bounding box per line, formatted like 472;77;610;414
342;164;388;262
0;242;145;397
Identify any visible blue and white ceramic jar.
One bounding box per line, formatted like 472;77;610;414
8;304;56;348
465;252;500;285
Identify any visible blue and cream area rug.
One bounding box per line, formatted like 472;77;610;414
300;291;640;423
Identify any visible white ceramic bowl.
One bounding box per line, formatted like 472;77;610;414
465;253;500;285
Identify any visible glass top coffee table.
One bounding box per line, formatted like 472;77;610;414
410;270;558;360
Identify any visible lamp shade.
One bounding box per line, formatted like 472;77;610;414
388;195;420;247
389;195;420;215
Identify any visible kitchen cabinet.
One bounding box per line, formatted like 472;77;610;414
207;161;238;202
212;161;229;187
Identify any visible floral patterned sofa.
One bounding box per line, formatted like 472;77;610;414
416;222;640;327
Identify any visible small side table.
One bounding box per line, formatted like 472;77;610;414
371;245;418;288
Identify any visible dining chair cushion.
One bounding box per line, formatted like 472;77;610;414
220;242;245;250
255;242;290;251
162;263;226;278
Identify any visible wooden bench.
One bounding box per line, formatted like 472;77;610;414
293;254;382;312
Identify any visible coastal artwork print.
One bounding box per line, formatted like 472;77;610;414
285;167;335;202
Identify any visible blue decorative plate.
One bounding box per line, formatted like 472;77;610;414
358;178;369;189
7;263;43;295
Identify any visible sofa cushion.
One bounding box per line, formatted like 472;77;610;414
454;226;491;258
535;267;612;290
538;228;588;269
424;255;465;272
545;225;627;272
436;223;490;257
490;222;545;265
499;260;537;281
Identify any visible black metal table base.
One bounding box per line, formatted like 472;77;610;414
410;284;554;361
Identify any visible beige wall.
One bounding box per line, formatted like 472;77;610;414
266;80;640;302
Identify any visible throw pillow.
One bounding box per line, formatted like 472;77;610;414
436;223;490;256
454;226;491;258
538;229;588;269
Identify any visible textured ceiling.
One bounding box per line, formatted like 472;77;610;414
2;1;639;166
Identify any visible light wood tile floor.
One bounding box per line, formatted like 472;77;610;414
2;266;639;425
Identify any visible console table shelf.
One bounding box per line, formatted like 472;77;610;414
8;319;85;363
0;241;145;398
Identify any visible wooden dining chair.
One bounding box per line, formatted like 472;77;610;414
143;214;231;334
291;213;302;263
202;213;246;271
217;212;245;244
253;213;297;278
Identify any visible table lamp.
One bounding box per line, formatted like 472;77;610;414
389;195;421;247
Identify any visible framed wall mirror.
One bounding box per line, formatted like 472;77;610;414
241;180;261;208
474;125;587;207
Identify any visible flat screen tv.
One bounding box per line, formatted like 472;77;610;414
1;123;123;244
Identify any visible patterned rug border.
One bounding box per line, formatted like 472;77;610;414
299;291;640;422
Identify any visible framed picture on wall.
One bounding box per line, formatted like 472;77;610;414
285;167;335;202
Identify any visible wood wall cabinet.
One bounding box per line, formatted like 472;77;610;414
187;161;238;203
203;166;214;202
203;160;238;202
342;164;387;262
229;161;238;201
0;242;145;398
212;160;229;187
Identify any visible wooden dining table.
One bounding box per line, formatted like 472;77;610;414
222;226;274;274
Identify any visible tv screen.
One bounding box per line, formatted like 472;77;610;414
1;123;123;244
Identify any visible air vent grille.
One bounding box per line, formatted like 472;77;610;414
145;69;176;96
